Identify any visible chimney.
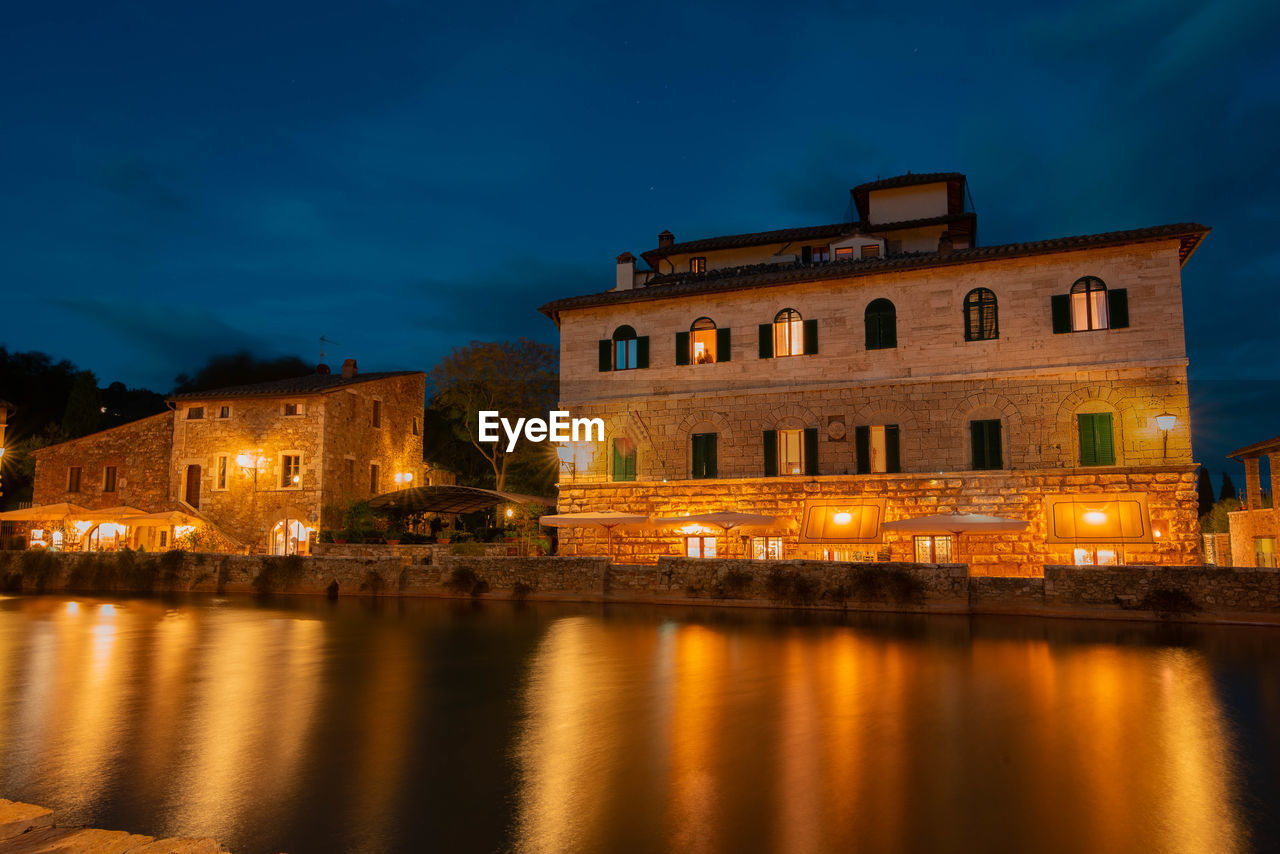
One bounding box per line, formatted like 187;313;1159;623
316;363;331;375
615;251;635;291
937;232;954;255
657;229;674;248
341;359;357;379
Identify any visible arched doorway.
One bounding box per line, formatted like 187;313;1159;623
270;518;310;556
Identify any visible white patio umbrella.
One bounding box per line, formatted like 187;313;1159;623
652;510;779;557
130;510;204;527
881;512;1028;563
539;511;650;558
75;505;149;522
0;502;90;521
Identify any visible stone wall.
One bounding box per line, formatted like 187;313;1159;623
1227;507;1278;568
32;412;173;511
1043;564;1280;612
557;466;1199;576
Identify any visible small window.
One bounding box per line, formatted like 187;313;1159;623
1078;413;1116;466
284;402;301;416
186;406;204;420
855;424;901;474
691;432;718;479
68;467;82;493
216;455;228;490
103;466;118;493
865;299;897;350
613;325;638;370
690;257;706;274
964;288;999;341
970;419;1003;470
914;535;953;563
611;438;637;482
813;246;830;263
860;244;880;259
159;530;168;548
778;428;804;476
834;246;854;259
216;405;231;419
282;454;301;488
751;537;783;560
370;463;380;494
690;317;717;364
685;536;717;558
412;417;420;436
1070;277;1109;331
772;309;804;357
372;399;382;429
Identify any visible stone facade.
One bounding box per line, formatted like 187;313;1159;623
32;412;173;510
1226;436;1280;567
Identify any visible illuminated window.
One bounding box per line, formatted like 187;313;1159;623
611;438;636;482
860;244;880;259
67;466;82;493
914;535;952;563
835;246;854;259
370;463;380;494
613;325;639;370
186;406;204;420
970;419;1003;470
372;399;382;428
1070;276;1109;331
103;466;117;493
751;537;783;560
856;424;900;474
686;536;717;558
159;530;167;548
964;288;998;341
865;299;897;349
216;455;228;490
778;428;804;475
284;402;302;416
282;454;302;488
1074;547;1119;566
772;308;804;356
690;257;706;274
690;317;717;364
1256;537;1278;568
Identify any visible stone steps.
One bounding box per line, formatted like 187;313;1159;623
0;800;226;853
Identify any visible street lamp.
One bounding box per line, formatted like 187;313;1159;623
1155;412;1176;457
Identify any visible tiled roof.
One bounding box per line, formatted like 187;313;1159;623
169;370;423;401
1227;435;1280;460
541;223;1209;319
850;172;965;194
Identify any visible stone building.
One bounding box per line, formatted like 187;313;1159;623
31;360;426;553
540;172;1208;575
1226;436;1279;567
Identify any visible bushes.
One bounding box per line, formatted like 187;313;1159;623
444;565;488;596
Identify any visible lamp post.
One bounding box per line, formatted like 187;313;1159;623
1155;412;1177;458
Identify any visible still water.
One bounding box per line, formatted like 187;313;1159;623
0;594;1277;854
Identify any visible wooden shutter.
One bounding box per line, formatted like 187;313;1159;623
987;421;1003;469
803;427;819;476
758;324;773;359
705;434;717;478
692;434;705;478
763;430;778;477
1051;295;1071;334
802;319;818;355
675;331;690;366
716;327;731;362
1080;413;1115;466
971;421;985;469
599;339;612;371
855;425;871;474
1107;289;1129;329
636;336;649;369
1078;415;1097;465
865;312;878;349
882;313;897;348
1096;413;1115;464
801;245;812;264
886;425;901;473
612;440;624;480
623;443;637;480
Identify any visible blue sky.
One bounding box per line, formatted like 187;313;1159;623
2;0;1277;475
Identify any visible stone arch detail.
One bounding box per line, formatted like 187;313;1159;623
953;392;1024;436
765;403;819;430
1055;386;1134;466
676;409;734;441
850;402;919;434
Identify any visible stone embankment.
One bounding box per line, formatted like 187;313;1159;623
0;798;226;852
3;549;1280;625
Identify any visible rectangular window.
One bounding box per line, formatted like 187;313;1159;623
914;535;953;563
690;257;706;274
778;428;804;475
372;399;382;428
812;246;829;263
690;326;717;363
284;402;301;416
773;316;804;357
370;464;380;494
216;455;228;490
751;537;783;560
103;466;118;493
186;406;204;420
216;405;231;419
412;417;420;436
691;433;718;479
68;466;82;493
855;425;901;474
1256;537;1278;568
860;244;880;259
611;438;637;482
282;454;301;488
970;419;1003;470
834;246;854;258
685;536;717;558
159;530;168;548
1074;547;1119;566
1077;413;1116;466
614;338;638;370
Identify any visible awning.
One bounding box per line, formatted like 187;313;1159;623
0;503;90;521
539;511;649;530
882;512;1028;535
75;505;149;522
370;485;555;514
1044;493;1153;544
798;500;886;543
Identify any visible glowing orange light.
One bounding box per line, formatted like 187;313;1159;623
833;512;852;525
1083;510;1108;525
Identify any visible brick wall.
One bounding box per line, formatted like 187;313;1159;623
32;412;173;509
1227;508;1279;568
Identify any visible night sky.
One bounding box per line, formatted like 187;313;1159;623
2;0;1277;476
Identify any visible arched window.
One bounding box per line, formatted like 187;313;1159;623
773;308;804;356
690;317;717;364
964;288;998;341
612;325;638;370
865;299;897;350
1070;277;1109;331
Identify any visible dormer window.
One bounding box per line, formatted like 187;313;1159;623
690;257;706;274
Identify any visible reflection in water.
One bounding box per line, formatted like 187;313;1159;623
0;597;1270;854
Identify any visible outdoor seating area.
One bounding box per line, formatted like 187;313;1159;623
0;502;230;553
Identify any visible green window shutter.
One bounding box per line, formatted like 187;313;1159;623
885;425;901;473
675;331;690;366
1107;289;1129;328
803;427;819;476
706;434;717;478
987;421;1003;469
636;336;649;369
611;439;624;481
882;314;897;349
716;327;731;362
1078;414;1098;465
971;421;984;469
598;339;612;371
1051;295;1071;334
692;434;705;478
1095;413;1115;465
763;430;778;477
802;319;818;355
855;425;871;474
758;324;773;359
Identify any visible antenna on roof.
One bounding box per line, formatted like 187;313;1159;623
320;336;339;361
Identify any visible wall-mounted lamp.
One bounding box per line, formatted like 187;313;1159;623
833;511;853;525
236;453;267;489
393;471;414;489
1155;412;1176;457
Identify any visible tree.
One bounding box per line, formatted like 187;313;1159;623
174;351;311;394
429;339;557;492
1220;472;1238;502
1196;467;1215;517
61;371;103;438
1200;498;1241;534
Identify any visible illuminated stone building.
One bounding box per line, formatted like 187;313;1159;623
1226;436;1280;567
540;173;1209;575
31;361;426;553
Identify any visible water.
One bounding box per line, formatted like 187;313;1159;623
0;594;1277;854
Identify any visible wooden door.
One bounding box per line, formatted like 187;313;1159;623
185;464;201;509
